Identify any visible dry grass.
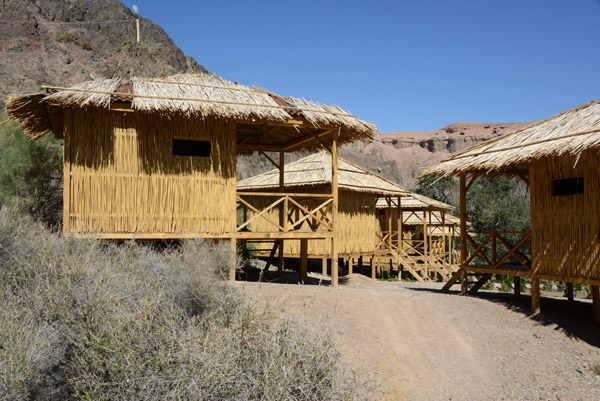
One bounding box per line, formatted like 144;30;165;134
0;208;361;400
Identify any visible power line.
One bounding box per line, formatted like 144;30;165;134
0;19;133;25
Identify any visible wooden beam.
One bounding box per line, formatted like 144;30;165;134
348;257;353;275
468;274;493;295
260;151;280;169
282;129;333;152
237;191;333;198
229;121;238;282
465;173;479;192
531;278;540;314
331;128;339;287
235;231;335;240
300;239;308;283
322;257;327;276
460;173;468;294
237;143;282;152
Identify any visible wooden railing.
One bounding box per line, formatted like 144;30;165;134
465;231;531;271
236;192;333;234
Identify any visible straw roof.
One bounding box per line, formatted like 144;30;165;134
422;100;600;178
375;192;454;211
7;73;376;150
237;152;410;196
401;210;459;226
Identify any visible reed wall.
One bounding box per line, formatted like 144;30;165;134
530;150;600;279
64;107;236;237
243;187;378;256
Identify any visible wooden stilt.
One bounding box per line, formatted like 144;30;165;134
278;150;285;278
348;257;353;274
371;257;376;279
566;282;574;301
300;239;308;283
322;257;327;276
229;238;237;281
331;129;339;287
514;276;521;299
531;278;540;314
592;286;600;323
459;174;468;294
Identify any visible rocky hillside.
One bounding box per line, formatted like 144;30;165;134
0;0;207;109
340;121;533;189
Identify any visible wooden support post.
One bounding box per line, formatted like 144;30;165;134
278;150;285;277
229;238;237;281
514;276;521;299
441;211;446;264
398;196;403;253
358;256;363;274
331;129;339;287
300;239;308;283
531;278;540;314
371;257;375;279
566;282;574;301
322;257;327;276
388;197;393;251
348;257;353;274
592;286;600;323
136;18;140;43
459;174;468;294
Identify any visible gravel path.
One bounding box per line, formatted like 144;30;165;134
234;274;600;400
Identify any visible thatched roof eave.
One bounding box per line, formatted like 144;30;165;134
421;100;600;178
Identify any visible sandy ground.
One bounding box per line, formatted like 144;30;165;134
233;272;600;401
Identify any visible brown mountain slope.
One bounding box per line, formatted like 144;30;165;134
340;121;533;189
0;0;207;109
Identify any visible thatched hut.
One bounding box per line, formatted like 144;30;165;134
376;193;458;261
422;100;600;318
7;73;376;285
237;152;409;278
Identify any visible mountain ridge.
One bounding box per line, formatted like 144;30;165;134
0;0;207;109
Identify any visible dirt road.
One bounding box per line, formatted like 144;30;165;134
234;274;600;400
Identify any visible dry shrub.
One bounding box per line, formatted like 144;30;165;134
0;208;359;400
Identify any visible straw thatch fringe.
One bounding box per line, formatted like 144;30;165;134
8;73;376;141
238;152;409;196
46;78;122;108
422;100;600;178
375;192;454;211
6;93;53;140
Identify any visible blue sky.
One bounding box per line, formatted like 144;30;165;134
121;0;600;133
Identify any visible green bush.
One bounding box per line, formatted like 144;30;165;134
0;209;358;400
0;118;63;228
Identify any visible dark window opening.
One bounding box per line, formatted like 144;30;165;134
552;177;584;196
172;139;211;157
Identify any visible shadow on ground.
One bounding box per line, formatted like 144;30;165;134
405;285;600;348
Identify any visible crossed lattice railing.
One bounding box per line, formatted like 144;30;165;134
465;231;531;271
236;192;333;233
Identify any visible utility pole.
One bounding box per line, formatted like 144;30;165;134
133;5;140;43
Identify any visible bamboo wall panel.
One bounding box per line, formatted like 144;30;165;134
530;151;600;280
244;187;378;256
65;108;236;237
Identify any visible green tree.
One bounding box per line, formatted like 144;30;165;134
0;117;63;228
414;176;458;209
